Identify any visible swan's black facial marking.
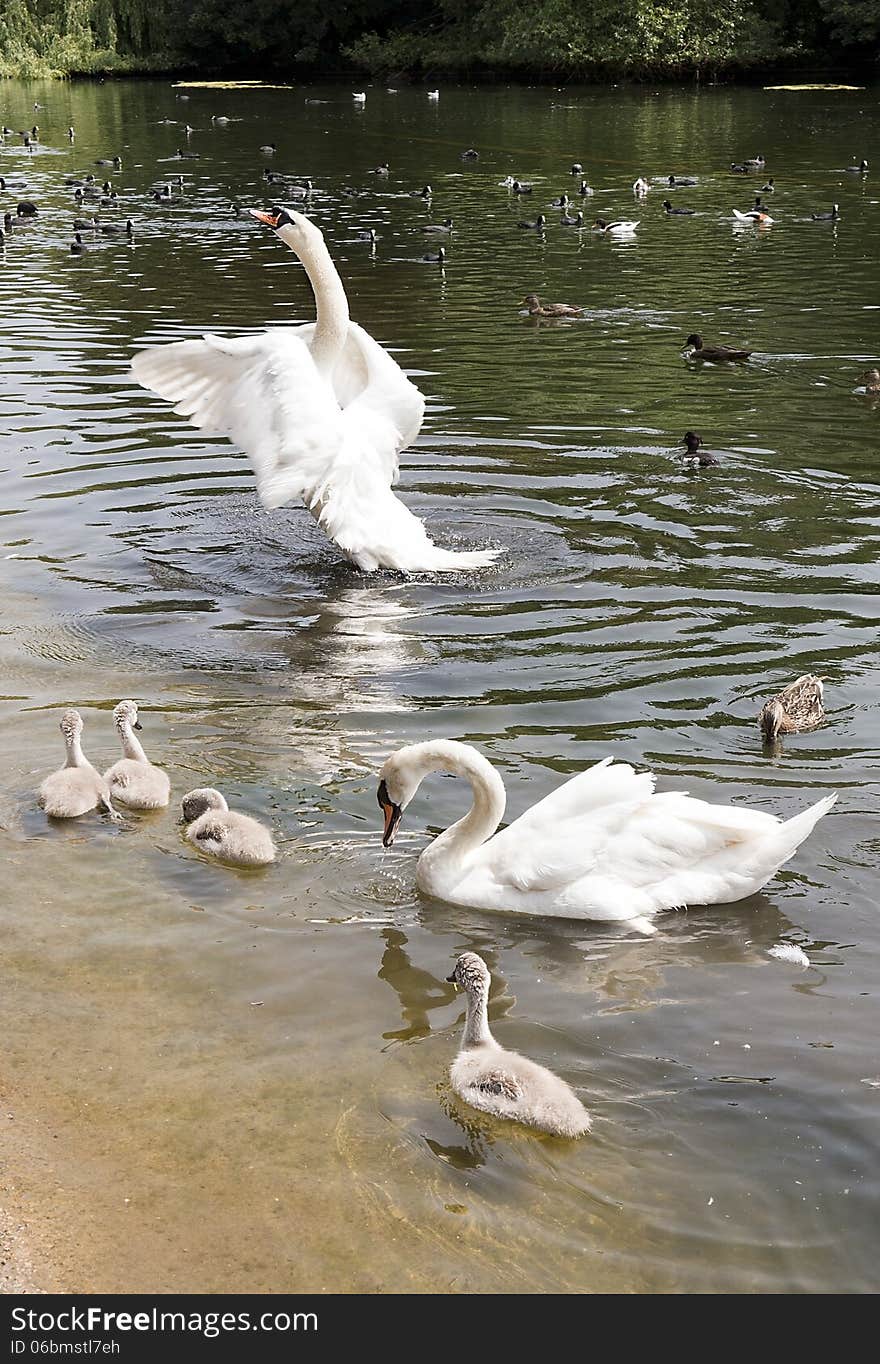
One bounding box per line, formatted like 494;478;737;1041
377;779;402;848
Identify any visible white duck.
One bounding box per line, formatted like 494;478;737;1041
39;710;119;819
592;218;640;235
180;788;276;867
103;700;171;810
131;208;497;574
377;741;836;934
447;952;591;1138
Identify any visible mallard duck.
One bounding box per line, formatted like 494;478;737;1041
517;214;546;230
679;431;718;466
811;203;840;221
521;294;583;318
592;218;639;234
447;953;591;1138
858;368;880;393
663;199;695;215
845;159;868;174
758;675;825;741
683;333;752;361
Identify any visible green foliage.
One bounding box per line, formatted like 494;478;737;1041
0;0;876;78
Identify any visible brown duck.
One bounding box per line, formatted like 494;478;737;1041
521;294;583;318
684;333;752;362
758;675;825;741
859;367;880;393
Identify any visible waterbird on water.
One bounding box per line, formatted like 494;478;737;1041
758;676;825;742
683;333;752;361
679;431;717;466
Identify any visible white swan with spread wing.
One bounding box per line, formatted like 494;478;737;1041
131;207;498;574
377;741;836;933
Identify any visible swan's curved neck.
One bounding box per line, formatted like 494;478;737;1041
402;740;507;861
278;222;349;372
462;980;493;1048
118;721;148;763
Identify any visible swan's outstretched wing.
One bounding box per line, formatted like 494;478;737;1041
131;330;346;508
295;321;425;483
132;328;495;573
478;760;834;915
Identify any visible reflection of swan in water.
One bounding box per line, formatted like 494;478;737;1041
132;208;498;574
378;927;457;1042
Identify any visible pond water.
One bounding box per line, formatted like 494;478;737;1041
1;77;878;1294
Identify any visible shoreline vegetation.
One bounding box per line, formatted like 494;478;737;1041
0;1;877;83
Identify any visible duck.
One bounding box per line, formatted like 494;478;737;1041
421;246;446;263
100;220;134;238
39;710;118;820
461;148;479;160
662;199;695;215
549;193;570;208
683;333;753;361
758;675;825;742
761;178;775;193
132;207;497;572
73;217;99;230
211;114;230;124
352;93;367;103
811;203;840;221
175;147;200;159
70;232;86;254
512;180;533;195
732;207;774;224
592;218;639;234
103;700;171;810
354;227;377;243
64;174;95;187
415;184;433;198
427;89;440;100
259;143;276;154
569;162;583;175
577;179;595;196
517;214;546;230
679;431;718;466
3;213;13;232
845;158;868;174
16;201;38;217
859;367;880;393
180;789;276;867
376;741;836;933
521;294;583;318
560;210;585;227
421;217;453;234
730;163;748;173
369;162;390;176
151;183;173;203
743;155;765;169
632;177;650;194
94;155;122;168
447;953;591;1138
667;174;697;186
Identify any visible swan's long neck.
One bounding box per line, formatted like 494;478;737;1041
402;740;506;862
65;735;87;768
118;721;148;763
279;222;349;373
463;979;493;1048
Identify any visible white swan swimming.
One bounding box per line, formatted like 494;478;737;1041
447;952;591;1137
377;740;836;933
131;208;497;575
103;700;171;810
180;788;276;867
39;709;119;820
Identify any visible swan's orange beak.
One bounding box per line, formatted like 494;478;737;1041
377;779;403;848
248;208;281;228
